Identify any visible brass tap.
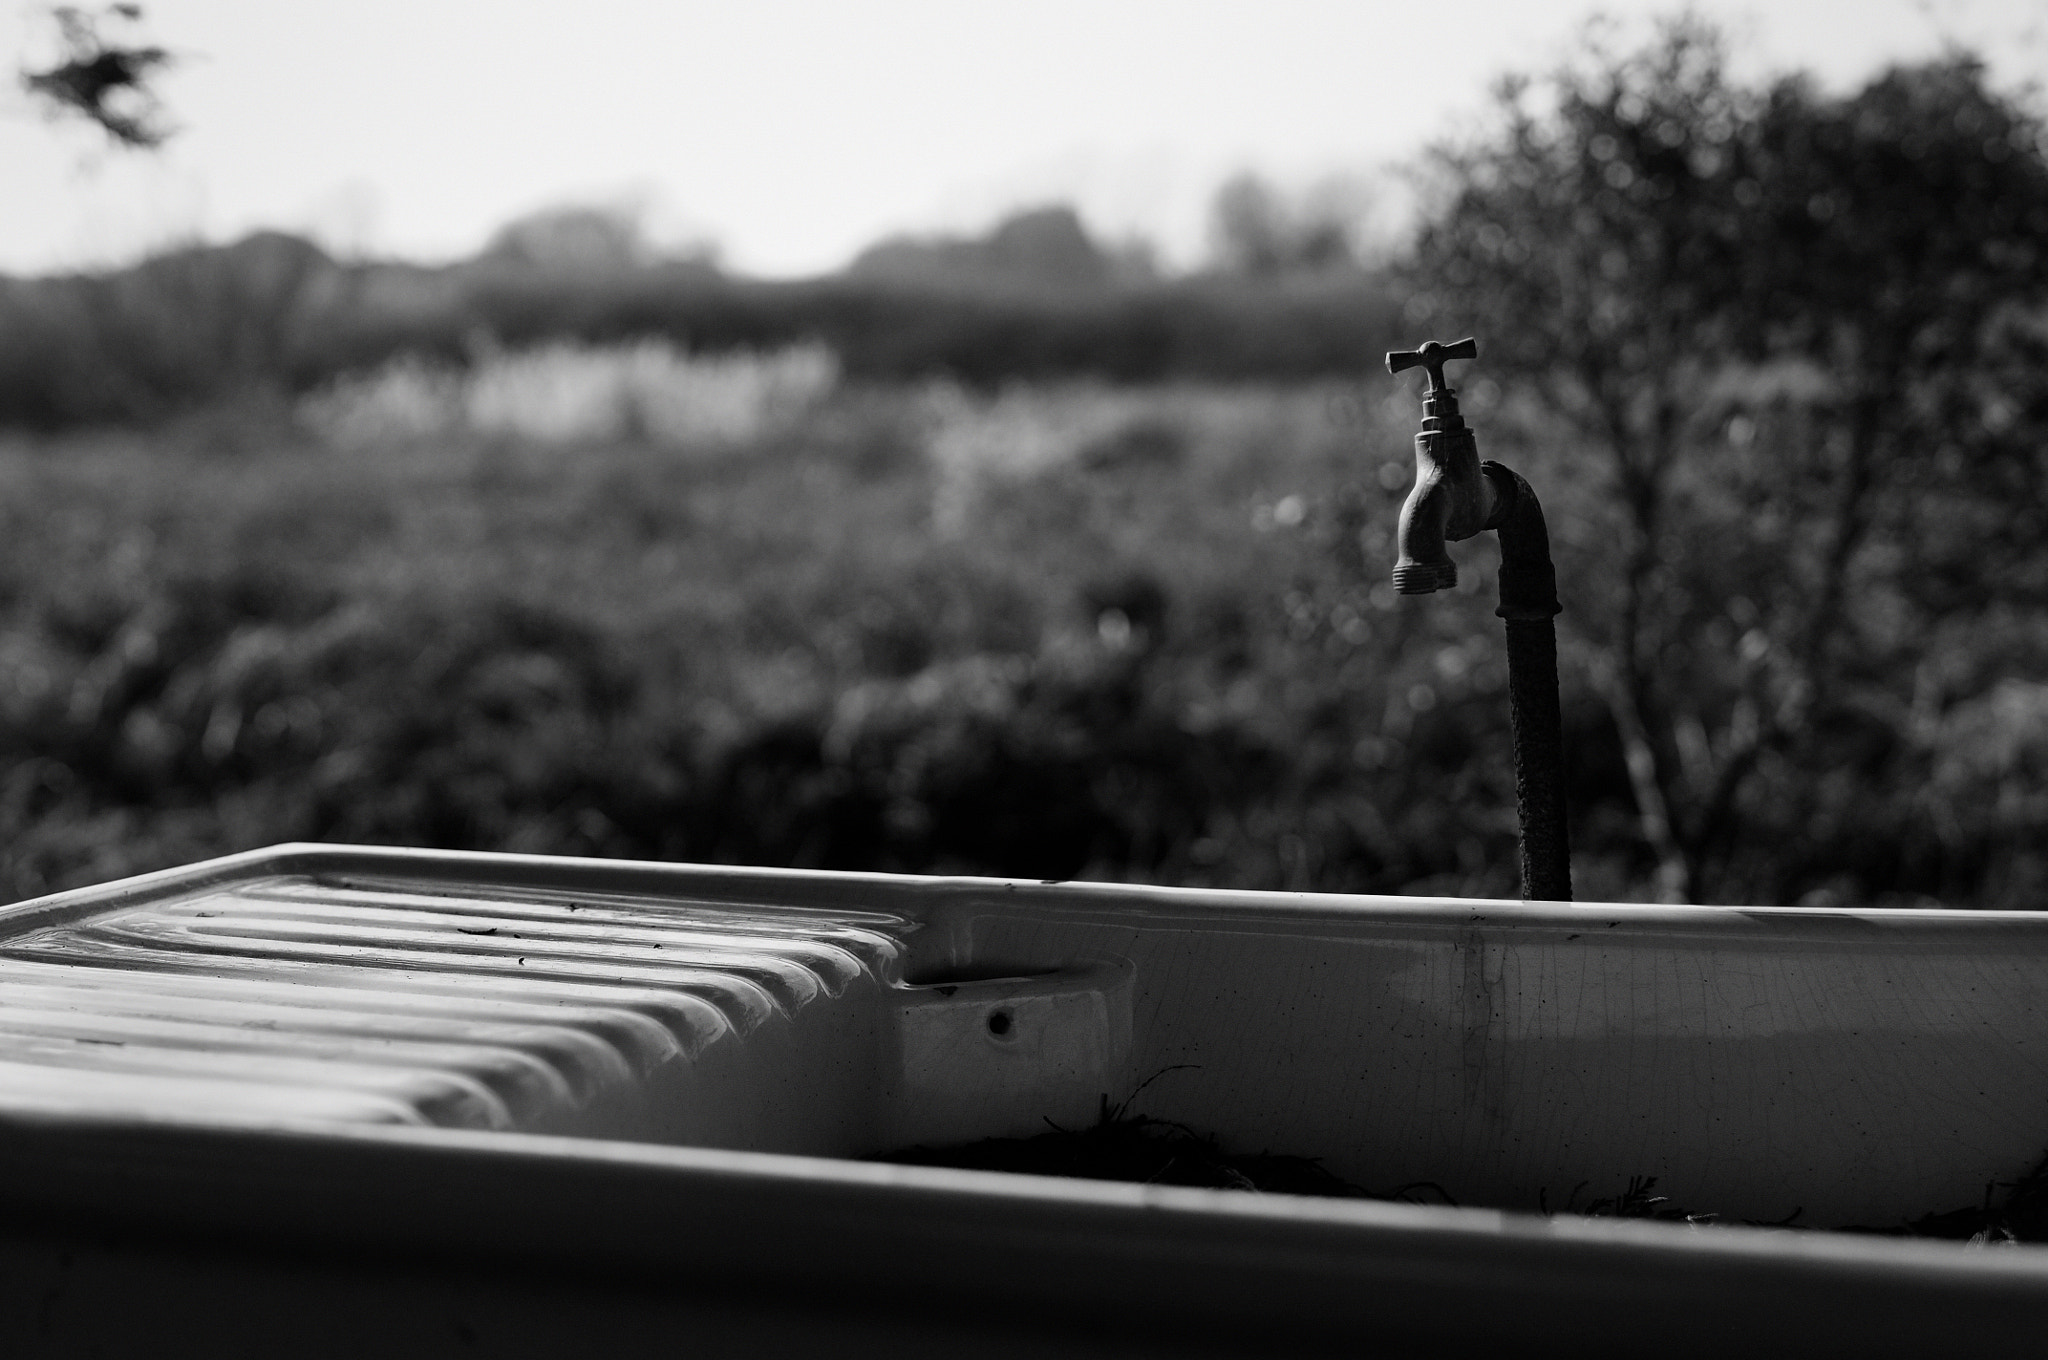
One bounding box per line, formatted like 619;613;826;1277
1388;338;1493;594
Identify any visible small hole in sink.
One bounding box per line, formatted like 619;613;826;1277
987;1008;1014;1038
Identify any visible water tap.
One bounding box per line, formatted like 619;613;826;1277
1386;338;1561;624
1383;335;1571;899
1388;338;1493;594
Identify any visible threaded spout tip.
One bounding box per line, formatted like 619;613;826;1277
1392;560;1458;594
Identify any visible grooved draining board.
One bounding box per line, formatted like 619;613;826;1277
0;847;1135;1157
0;872;903;1133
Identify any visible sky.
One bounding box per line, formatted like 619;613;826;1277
1;0;2044;277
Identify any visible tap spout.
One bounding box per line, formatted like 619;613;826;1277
1389;339;1493;595
1392;413;1495;594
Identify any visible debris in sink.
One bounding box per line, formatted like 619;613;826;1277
877;1078;2048;1247
1851;1155;2048;1248
879;1095;1391;1198
877;1070;1446;1203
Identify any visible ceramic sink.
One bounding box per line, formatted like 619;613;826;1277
1;842;2045;1357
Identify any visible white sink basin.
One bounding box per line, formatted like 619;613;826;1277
0;843;2043;1355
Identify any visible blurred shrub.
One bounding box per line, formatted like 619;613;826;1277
849;205;1153;292
296;354;458;446
0;232;343;429
0;381;1577;904
304;340;838;449
0;243;1404;431
922;383;1177;534
1208;171;1368;277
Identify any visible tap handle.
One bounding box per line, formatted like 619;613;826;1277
1386;337;1478;396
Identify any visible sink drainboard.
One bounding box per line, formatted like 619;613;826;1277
0;872;1131;1158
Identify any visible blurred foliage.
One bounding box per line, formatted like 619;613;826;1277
19;3;173;148
481;204;657;273
0;386;1564;902
304;340;839;449
0;231;339;427
849;205;1156;292
0;210;1403;432
0;19;2045;910
1208;171;1373;277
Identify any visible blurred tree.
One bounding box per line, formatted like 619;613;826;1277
1694;58;2048;901
848;204;1152;293
482;203;656;273
20;3;173;148
1208;172;1360;277
1408;17;2048;903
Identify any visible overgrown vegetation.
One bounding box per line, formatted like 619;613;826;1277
0;375;1543;901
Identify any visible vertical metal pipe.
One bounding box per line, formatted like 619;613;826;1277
1503;621;1571;900
1484;461;1572;902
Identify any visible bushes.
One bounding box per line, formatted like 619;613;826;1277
0;233;344;429
0;243;1406;431
0;382;1581;903
304;340;839;449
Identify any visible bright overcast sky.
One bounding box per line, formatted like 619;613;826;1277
1;0;2043;276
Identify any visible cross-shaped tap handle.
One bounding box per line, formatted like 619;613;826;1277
1386;337;1478;395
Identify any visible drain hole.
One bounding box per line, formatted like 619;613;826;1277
986;1008;1014;1037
